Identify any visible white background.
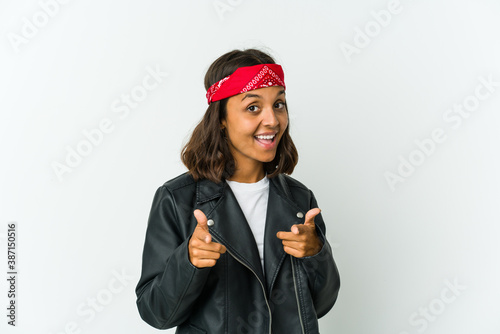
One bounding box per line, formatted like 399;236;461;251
1;0;499;333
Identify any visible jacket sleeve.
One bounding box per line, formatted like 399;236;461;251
298;189;341;318
135;185;211;329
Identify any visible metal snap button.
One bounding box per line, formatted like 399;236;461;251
207;219;215;226
296;212;304;219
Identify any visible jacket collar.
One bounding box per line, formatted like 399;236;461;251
195;175;307;294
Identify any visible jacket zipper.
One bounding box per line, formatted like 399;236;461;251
212;236;272;334
290;256;306;334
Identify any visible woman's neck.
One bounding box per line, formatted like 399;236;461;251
227;166;266;183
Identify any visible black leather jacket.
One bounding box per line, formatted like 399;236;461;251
135;172;340;333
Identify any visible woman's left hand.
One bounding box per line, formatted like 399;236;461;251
276;208;323;258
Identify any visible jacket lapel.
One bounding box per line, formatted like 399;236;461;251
196;178;265;284
263;176;306;294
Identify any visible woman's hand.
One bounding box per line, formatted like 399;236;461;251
188;209;227;268
276;208;323;258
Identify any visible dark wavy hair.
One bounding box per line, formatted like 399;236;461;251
181;48;298;183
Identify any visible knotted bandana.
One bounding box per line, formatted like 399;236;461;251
206;63;286;104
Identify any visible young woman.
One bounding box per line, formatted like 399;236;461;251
135;49;340;334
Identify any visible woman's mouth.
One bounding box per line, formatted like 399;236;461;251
254;133;277;149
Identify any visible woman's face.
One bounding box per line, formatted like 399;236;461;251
222;86;288;172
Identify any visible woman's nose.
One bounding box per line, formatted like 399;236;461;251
261;106;279;127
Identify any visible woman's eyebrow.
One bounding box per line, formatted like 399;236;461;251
241;89;286;102
241;93;261;101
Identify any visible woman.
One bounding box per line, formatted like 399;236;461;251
135;49;340;333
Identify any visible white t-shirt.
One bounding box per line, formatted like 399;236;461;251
226;174;269;270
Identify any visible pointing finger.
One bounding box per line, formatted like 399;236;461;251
291;224;301;235
277;230;304;241
291;224;311;235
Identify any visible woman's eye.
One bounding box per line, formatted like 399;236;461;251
247;105;259;112
275;102;286;109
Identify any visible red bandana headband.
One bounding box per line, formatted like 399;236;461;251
206;63;286;104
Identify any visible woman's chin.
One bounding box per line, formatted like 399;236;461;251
259;153;277;163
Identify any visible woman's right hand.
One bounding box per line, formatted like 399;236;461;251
188;209;227;268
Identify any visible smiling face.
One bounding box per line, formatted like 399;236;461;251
222;86;288;179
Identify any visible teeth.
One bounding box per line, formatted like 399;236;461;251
255;134;275;140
